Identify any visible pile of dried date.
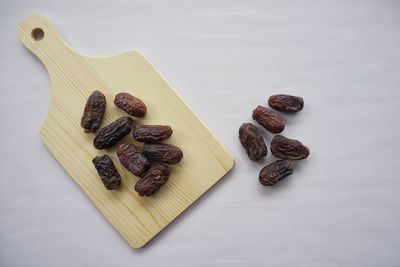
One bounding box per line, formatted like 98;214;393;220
239;94;310;186
81;91;183;196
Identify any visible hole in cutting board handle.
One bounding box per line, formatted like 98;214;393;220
31;28;44;41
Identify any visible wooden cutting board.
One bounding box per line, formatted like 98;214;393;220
18;14;234;248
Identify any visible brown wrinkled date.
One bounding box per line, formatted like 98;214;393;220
238;94;310;188
268;94;304;113
134;164;170;197
259;160;294;186
271;135;310;160
117;144;150;177
92;155;121;190
81;90;106;133
143;143;183;164
132;125;173;143
114;92;147;117
93;117;133;149
81;89;186;195
239;123;267;161
252;106;285;133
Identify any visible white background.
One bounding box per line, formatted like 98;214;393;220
1;0;400;266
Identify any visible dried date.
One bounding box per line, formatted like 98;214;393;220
92;155;121;190
114;92;146;117
239;123;267;161
81;90;106;133
117;144;150;177
132;125;173;143
134;164;170;197
259;159;294;186
143;143;183;164
271;135;310;160
252;106;285;133
93;117;133;149
268;94;304;113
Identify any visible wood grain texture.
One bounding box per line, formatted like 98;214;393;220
18;14;234;248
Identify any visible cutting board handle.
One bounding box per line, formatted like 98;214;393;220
18;14;72;68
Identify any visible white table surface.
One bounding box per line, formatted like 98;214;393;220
1;1;400;266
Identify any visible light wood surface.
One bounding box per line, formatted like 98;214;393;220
18;14;234;248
